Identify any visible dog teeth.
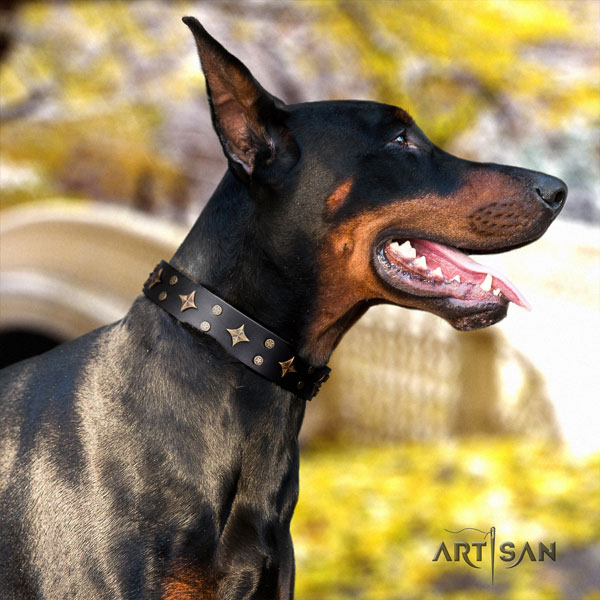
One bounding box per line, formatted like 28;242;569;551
451;275;461;283
493;288;501;296
398;241;417;259
414;255;427;270
431;267;443;279
480;273;493;291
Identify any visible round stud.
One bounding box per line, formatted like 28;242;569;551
158;291;167;301
200;321;211;332
212;304;223;316
307;366;315;374
169;275;178;285
264;338;275;350
253;355;264;366
297;381;304;390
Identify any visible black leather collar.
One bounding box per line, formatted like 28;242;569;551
143;261;330;401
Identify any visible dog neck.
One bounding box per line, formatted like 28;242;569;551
172;171;331;364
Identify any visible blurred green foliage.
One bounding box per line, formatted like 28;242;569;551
320;0;599;145
1;1;597;209
293;440;600;599
1;2;197;209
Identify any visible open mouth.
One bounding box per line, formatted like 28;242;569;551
377;238;531;312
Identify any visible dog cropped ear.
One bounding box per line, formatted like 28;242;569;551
182;17;296;179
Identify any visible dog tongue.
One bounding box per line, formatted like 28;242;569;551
416;239;532;310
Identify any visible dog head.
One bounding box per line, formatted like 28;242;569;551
182;18;566;363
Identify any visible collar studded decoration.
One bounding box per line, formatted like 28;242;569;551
143;261;330;400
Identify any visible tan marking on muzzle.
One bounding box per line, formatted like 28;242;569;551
303;168;549;362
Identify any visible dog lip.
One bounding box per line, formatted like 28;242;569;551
374;247;510;328
444;301;509;331
373;236;531;311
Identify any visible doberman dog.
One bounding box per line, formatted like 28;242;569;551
0;17;566;599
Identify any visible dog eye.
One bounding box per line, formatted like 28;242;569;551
394;132;407;146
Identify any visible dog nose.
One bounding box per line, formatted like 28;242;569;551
533;173;567;213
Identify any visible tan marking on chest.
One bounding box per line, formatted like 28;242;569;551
162;562;218;600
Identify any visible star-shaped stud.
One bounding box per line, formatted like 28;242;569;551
279;357;296;378
179;290;198;312
227;324;250;346
147;267;163;289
